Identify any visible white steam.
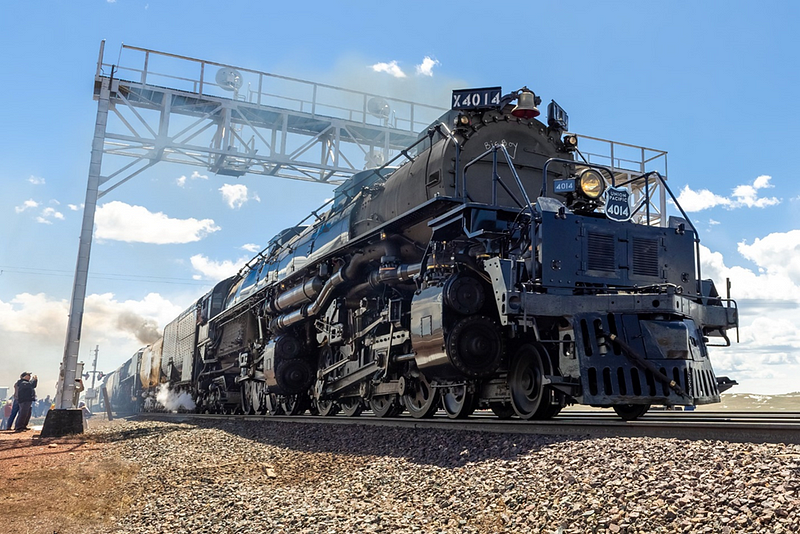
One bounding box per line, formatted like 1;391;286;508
156;384;196;412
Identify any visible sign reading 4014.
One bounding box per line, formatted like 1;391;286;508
452;87;502;110
604;186;632;222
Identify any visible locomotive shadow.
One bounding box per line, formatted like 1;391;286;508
207;418;583;469
89;417;190;444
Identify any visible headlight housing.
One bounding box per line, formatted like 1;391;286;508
577;169;605;199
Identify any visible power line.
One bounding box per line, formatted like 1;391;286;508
0;265;212;286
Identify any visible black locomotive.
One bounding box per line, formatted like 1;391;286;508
109;86;738;421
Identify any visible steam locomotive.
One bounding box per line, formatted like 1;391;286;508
103;86;738;421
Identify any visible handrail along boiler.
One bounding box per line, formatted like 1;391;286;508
129;86;738;421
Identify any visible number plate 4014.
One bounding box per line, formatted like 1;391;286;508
452;87;502;110
553;179;576;193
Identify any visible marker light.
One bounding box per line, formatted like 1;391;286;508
563;135;578;151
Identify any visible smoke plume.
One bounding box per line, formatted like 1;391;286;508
116;310;163;345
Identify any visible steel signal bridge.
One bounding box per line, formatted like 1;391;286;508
49;41;446;427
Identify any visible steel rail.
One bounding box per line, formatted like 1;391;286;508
137;411;800;445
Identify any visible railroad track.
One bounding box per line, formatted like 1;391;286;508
138;410;800;445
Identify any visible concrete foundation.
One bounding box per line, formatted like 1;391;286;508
40;409;84;437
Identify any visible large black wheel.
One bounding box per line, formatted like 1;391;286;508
241;385;254;415
613;403;650;421
369;395;403;418
315;347;340;416
280;394;308;416
265;393;285;416
316;397;339;416
537;390;565;419
241;381;266;415
509;344;546;420
275;359;314;395
339;397;363;417
403;374;439;419
490;402;516;420
441;384;476;419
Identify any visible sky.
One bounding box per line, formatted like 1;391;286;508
1;1;799;397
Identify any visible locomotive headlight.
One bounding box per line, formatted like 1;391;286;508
577;169;605;199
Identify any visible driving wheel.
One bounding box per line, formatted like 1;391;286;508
369;395;403;418
403;373;439;419
509;344;546;420
441;384;476;419
339;397;363;417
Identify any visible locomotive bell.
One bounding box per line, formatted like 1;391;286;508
511;87;541;119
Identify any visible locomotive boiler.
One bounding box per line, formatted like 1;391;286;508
150;86;738;421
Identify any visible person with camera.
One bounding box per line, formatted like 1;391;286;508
14;372;38;432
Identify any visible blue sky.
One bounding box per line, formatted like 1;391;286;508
1;1;798;396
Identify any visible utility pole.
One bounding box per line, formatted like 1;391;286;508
41;45;111;438
88;345;99;410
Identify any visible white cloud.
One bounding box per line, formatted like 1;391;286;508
675;186;731;211
0;291;186;395
68;204;82;211
177;170;208;187
15;199;39;213
415;57;440;77
219;183;259;209
675;175;780;212
40;207;64;221
30;204;65;224
730;175;780;208
736;230;800;283
753;175;772;189
95;201;220;244
241;243;261;253
708;219;720;225
700;243;800;301
28;175;45;185
371;60;406;78
190;254;245;280
700;241;800;393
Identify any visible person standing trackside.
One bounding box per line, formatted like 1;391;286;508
2;399;12;430
14;372;38;432
5;384;19;432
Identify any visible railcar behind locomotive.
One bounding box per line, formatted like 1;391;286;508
112;85;739;421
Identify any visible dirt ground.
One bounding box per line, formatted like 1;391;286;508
0;419;140;534
1;393;795;533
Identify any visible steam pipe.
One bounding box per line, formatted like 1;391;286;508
268;276;324;314
370;263;422;286
269;247;385;331
270;261;422;332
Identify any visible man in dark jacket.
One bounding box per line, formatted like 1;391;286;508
14;372;38;432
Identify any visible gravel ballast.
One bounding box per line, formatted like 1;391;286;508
88;419;799;533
